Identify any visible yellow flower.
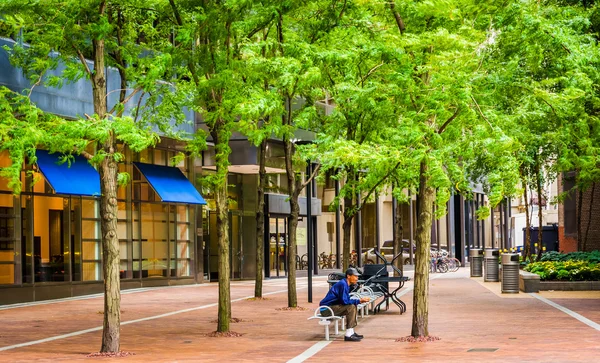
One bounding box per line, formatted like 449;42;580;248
534;243;538;247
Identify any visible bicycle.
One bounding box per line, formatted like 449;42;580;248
430;250;449;273
296;254;308;270
430;249;461;272
319;252;336;269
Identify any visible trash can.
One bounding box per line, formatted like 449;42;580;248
501;253;520;293
484;249;500;282
469;249;483;277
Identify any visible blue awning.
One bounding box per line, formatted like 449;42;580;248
35;150;101;196
134;162;206;205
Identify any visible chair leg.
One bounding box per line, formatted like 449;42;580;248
325;325;330;341
334;320;339;335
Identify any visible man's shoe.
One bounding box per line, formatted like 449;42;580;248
344;335;362;342
352;333;364;339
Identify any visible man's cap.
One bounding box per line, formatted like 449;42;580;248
345;267;360;276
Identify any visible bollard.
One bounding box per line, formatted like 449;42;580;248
501;253;520;293
484;249;500;282
469;249;483;277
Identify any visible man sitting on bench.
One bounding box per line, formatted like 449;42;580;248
319;267;370;342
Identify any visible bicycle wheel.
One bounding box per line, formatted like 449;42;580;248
450;257;461;272
437;261;449;273
445;258;458;272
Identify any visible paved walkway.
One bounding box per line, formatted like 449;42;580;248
0;269;599;362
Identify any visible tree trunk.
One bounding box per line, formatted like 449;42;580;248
213;128;231;332
394;197;404;275
254;139;266;298
283;132;298;308
411;159;435;338
583;182;595;252
535;157;543;261
99;137;120;353
287;193;299;307
90;12;121;352
342;195;354;270
577;187;583;251
341;168;358;270
521;170;531;262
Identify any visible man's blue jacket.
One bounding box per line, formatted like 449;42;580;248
319;279;359;306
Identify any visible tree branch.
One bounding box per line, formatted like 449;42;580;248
27;68;46;99
133;90;146;123
470;95;493;129
168;0;200;88
357;160;402;213
437;106;460;134
389;1;406;35
543;30;571;54
107;87;143;114
80;150;94;160
541;98;557;116
359;61;385;85
246;14;276;39
302;163;321;188
73;46;93;78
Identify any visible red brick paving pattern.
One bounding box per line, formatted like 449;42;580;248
0;273;598;362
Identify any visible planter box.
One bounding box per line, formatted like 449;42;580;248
539;281;600;291
519;270;600;291
519;270;540;293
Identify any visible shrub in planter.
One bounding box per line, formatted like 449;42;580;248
540;250;600;263
524;261;600;281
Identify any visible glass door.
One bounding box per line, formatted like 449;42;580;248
269;217;287;277
230;211;242;279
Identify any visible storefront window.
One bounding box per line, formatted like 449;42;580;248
132;203;141;278
176;206;191;277
0;151;11;193
140;203;168;278
133;167;157;202
1;145;200;290
118;201;130;279
80;198;101;281
154;149;166;166
30;194;71;282
0;196;15;285
117;163;127;200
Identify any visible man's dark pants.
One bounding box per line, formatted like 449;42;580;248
321;304;358;328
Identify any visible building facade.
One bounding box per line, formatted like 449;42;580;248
0;36;498;306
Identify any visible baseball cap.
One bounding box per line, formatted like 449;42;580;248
345;267;360;276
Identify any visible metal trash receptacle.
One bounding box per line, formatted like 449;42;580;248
484;249;500;282
469;249;483;277
501;253;520;293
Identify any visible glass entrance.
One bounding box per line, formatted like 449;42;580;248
205;210;244;281
269;217;287;277
230;211;242;279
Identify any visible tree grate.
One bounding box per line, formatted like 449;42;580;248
467;348;498;353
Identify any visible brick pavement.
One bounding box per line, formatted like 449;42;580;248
0;269;598;362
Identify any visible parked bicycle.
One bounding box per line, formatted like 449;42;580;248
296;254;308;270
430;249;461;273
318;252;336;269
